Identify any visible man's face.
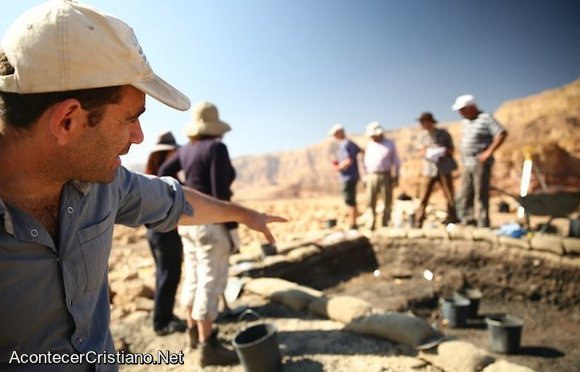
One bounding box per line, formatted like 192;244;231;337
458;105;478;120
333;129;345;140
371;134;383;142
71;85;145;183
419;119;433;131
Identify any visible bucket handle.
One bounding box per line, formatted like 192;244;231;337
237;308;263;325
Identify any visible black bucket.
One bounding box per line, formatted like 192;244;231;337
485;314;524;354
260;243;277;257
455;288;483;318
233;310;282;372
326;219;337;228
569;219;580;238
440;295;471;328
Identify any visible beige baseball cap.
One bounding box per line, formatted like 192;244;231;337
0;0;190;111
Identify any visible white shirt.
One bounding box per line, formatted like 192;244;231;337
364;138;401;176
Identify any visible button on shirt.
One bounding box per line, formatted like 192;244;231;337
0;166;192;371
364;138;401;176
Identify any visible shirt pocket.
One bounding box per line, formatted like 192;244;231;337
77;212;115;293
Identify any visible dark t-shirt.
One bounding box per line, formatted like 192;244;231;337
338;139;361;181
159;138;238;228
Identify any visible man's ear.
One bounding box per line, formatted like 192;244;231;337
48;99;85;146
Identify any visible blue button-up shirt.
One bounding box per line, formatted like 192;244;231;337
0;166;192;371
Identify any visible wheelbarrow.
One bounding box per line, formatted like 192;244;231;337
493;188;580;232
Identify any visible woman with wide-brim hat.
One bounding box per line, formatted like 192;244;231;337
159;101;239;367
144;132;187;336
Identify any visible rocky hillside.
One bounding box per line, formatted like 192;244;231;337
232;79;580;200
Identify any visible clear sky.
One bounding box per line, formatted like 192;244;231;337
2;1;580;167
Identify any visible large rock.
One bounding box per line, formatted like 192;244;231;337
308;295;373;324
562;237;580;255
530;234;564;255
421;340;495;372
482;360;536;372
345;311;442;348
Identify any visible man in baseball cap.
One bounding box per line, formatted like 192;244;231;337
0;1;285;370
452;94;508;227
328;123;362;230
0;0;190;111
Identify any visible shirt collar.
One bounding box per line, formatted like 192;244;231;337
0;180;91;236
70;180;92;196
0;199;14;235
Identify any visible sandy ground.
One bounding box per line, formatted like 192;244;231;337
109;194;578;372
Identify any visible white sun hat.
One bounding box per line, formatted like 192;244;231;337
451;94;476;111
0;0;190;111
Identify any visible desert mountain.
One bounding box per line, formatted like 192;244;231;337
232;79;580;201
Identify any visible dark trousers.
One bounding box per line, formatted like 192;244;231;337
460;162;492;227
146;229;183;330
416;173;458;227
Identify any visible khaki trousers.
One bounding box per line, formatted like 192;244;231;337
366;172;393;229
179;224;231;321
415;173;458;227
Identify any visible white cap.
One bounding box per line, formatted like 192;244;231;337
365;121;384;137
452;94;476;111
0;0;190;111
328;123;344;136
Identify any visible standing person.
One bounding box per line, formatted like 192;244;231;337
363;122;401;230
144;132;186;336
452;95;508;227
414;112;459;228
328;123;362;230
159;101;239;367
0;2;285;371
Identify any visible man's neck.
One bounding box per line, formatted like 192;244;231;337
0;134;65;239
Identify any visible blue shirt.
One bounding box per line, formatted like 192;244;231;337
337;139;361;182
0;166;191;371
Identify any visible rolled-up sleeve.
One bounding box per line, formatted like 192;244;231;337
114;167;193;232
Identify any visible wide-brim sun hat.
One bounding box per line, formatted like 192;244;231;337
365;121;384;137
152;131;179;153
418;112;438;123
452;94;476;111
184;101;231;137
0;0;190;111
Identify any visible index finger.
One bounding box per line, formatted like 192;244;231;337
266;215;288;223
